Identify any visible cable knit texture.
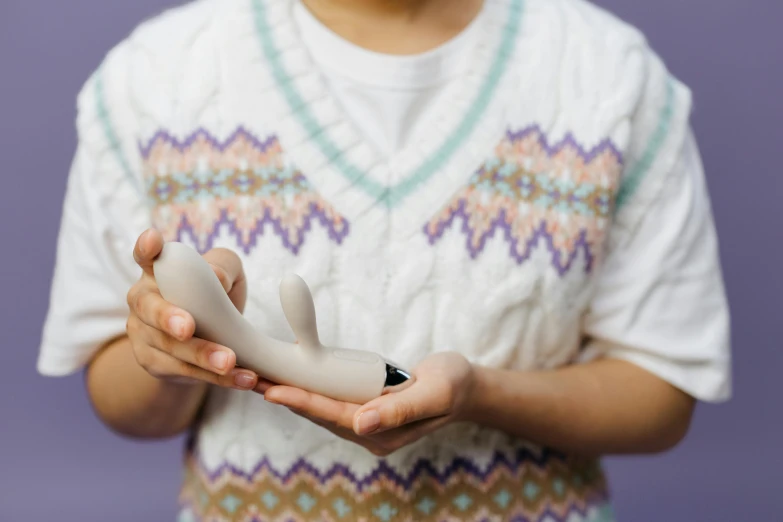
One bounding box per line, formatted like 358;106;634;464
38;0;727;520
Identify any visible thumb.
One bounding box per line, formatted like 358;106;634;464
133;229;164;277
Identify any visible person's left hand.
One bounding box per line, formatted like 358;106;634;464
259;352;476;456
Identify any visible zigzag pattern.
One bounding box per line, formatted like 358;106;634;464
140;129;349;255
504;127;623;166
425;126;624;275
427;205;594;275
178;449;610;522
193;447;569;487
139;127;277;157
172;204;350;255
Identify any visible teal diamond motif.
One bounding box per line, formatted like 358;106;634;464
494;489;512;509
297;492;317;513
453;494;473;512
261;491;279;510
523;481;540;501
552;478;566;497
220;494;243;514
199;492;209;508
373;502;398;521
333;498;352;518
177;509;197;522
416;497;437;515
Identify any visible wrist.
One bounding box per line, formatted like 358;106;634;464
87;338;210;438
456;363;492;424
135;378;210;437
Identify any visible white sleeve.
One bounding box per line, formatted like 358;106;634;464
580;38;731;403
582;127;731;403
37;46;151;376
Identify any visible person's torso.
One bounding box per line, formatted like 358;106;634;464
128;0;643;519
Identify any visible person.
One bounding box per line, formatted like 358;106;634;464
38;0;731;520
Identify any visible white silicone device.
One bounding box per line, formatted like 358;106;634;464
152;242;412;404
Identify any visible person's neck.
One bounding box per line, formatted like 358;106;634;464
300;0;484;55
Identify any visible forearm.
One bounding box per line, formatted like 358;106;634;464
464;358;695;456
85;335;209;439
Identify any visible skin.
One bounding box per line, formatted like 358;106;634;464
262;354;694;457
301;0;484;54
85;0;696;451
86;229;263;439
87;228;695;453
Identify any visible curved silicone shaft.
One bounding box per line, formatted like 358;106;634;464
152;242;389;403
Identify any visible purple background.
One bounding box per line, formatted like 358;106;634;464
1;0;780;520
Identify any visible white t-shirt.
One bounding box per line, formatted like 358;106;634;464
292;0;484;159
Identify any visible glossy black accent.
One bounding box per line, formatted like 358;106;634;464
384;363;412;387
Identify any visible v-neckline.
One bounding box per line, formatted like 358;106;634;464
249;0;526;237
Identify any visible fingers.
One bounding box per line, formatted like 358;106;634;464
203;248;245;293
276;402;394;457
353;383;453;435
203;247;247;312
263;386;358;429
133;231;244;294
130;339;258;390
133;229;164;276
128;314;235;375
263;385;454;457
254;378;276;394
127;280;195;341
263;379;452;436
378;416;452;453
128;233;256;390
283;400;449;458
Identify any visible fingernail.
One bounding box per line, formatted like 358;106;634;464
233;371;256;389
356;410;380;435
168;316;186;338
209;351;229;371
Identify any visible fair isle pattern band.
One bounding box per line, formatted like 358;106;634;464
424;127;624;275
139;128;349;255
250;0;525;209
177;449;611;522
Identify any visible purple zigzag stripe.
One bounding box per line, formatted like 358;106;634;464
425;201;594;276
176;204;349;256
191;446;581;491
180;505;611;522
139;127;278;159
505;125;624;165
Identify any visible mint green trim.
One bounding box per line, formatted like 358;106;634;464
95;67;144;198
614;78;676;211
251;0;524;208
251;0;386;201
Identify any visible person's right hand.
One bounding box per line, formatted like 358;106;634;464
125;229;259;390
